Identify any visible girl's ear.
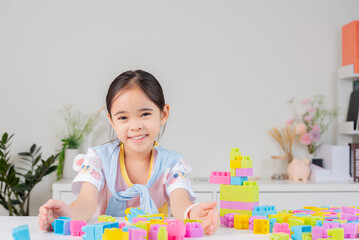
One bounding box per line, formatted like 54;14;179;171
107;112;114;127
160;104;170;125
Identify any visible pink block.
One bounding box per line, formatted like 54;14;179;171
185;222;204;238
129;228;147;240
149;224;168;240
132;217;148;223
249;216;267;230
235;168;253;176
292;210;315;214
323;221;340;229
69;221;86;236
342;207;356;215
273;223;290;234
167;220;186;240
341;212;356;221
341;223;359;239
220;201;259;211
119;222;126;229
312;226;329;240
209;171;230;184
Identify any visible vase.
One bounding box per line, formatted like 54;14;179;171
63;149;80;179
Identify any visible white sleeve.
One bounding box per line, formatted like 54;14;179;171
164;158;196;202
71;149;105;195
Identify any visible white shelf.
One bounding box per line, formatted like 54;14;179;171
338;121;359;135
337;64;359;81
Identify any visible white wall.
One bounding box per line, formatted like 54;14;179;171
1;0;359;215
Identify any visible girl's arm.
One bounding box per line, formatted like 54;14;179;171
38;182;98;230
169;188;220;235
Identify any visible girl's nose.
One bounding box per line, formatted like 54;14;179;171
130;120;143;130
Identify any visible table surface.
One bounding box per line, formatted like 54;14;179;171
2;216;271;240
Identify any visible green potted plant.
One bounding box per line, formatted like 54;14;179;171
0;132;57;216
57;105;95;180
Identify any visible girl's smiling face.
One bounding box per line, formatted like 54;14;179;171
108;86;169;154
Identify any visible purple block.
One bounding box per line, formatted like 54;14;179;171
129;228;147;240
220;201;259;211
312;226;329;240
209;171;230;184
341;212;356;221
224;213;235;228
323;221;340;229
132;217;148;223
235;168;253;176
185;222;203;238
342;207;356;215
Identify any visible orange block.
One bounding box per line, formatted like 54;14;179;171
342;20;359;73
234;214;250;229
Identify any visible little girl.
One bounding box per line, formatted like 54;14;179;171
38;70;220;235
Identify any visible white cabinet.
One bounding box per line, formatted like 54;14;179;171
337;64;359;145
53;179;359;210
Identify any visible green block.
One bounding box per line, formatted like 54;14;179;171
230;148;241;160
220;183;259;202
230;168;236;177
302;232;312;240
241;157;253;168
270;233;290;240
327;228;344;240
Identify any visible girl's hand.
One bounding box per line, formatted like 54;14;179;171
189;201;220;235
38;199;72;231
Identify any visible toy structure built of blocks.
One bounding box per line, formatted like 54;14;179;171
12;224;31;240
253;219;270;234
125;208;147;223
70;220;87;236
270;233;290;240
52;216;71;235
98;215;116;222
220;181;259;202
185;222;203;238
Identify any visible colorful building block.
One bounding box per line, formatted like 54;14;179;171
252;205;277;216
249;216;267;230
52;216;71;235
324;221;340;229
12;224;31;240
273;223;290;234
128;228;147;240
302;232;312;240
230;148;241;160
230;176;248;185
148;224;168;240
270;233;290;240
98;215;116;222
253;219;270;234
220;181;259;202
341;222;358;238
125;208;147;223
240;156;253;168
209;171;230;184
102;228;129;240
220;201;258;211
234;214;250;229
82;222;119;240
312;226;329;240
223;213;235;227
235;168;253;177
327;228;344;240
185;222;203;238
157;226;168;240
230;158;242;168
291;225;311;240
270;218;277;233
167;220;185;240
288;218;304;232
70;220;87;236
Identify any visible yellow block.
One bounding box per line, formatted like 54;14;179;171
220;182;259;202
230;160;241;168
230;148;241;160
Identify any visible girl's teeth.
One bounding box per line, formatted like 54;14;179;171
133;135;145;140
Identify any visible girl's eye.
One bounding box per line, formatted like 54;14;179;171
118;116;127;120
141;112;151;117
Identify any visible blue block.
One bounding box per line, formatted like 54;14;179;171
270;218;277;233
12;224;31;240
252;205;277;216
94;222;119;240
53;216;71;235
291;225;311;240
127;208;146;223
316;220;323;226
230;176;248;185
82;225;96;240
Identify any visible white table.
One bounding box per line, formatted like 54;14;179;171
2;216;270;240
